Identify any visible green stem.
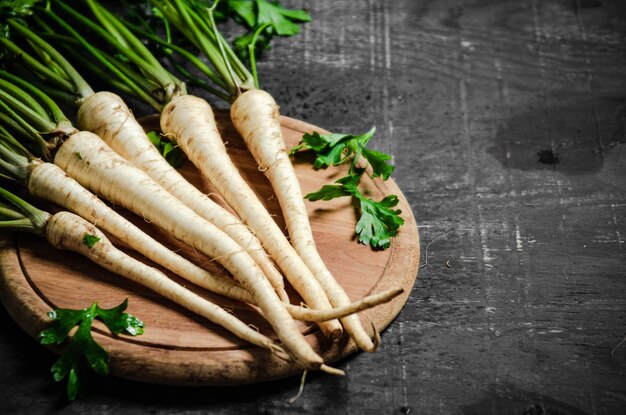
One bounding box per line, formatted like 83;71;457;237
0;124;11;138
36;85;83;108
47;36;162;98
0;158;27;182
0;112;37;144
247;23;271;89
0;37;75;93
43;5;165;111
0;99;52;161
201;3;242;92
0;77;48;121
168;58;231;102
195;0;253;88
90;0;175;84
0;187;50;233
128;23;228;91
0;88;57;134
54;0;181;100
0;70;71;126
0;130;33;160
156;0;237;96
88;49;163;99
50;3;161;80
8;19;94;99
85;0;131;49
0;218;43;234
349;146;365;177
151;0;255;98
0;139;30;167
208;15;252;87
0;202;26;220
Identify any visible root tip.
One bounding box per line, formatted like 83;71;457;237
363;321;381;353
320;364;345;376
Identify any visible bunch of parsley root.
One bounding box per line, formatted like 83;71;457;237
0;0;405;399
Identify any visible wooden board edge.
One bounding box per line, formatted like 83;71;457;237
0;235;51;337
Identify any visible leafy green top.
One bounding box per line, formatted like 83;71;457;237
0;0;39;20
39;299;144;400
218;0;310;65
147;130;185;168
223;0;310;35
291;128;404;249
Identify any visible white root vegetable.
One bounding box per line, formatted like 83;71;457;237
45;211;287;355
27;161;403;323
285;288;404;322
77;92;289;302
230;89;377;352
53;130;325;370
27;160;250;302
160;94;343;339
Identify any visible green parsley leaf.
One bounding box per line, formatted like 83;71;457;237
147;130;185;168
361;147;394;180
294;127;403;249
82;234;100;248
291;132;345;166
212;1;309;60
96;299;144;336
256;0;310;36
0;0;40;19
233;30;271;59
225;0;310;36
304;172;404;249
356;194;404;249
304;173;361;202
147;130;161;147
226;0;256;27
291;128;389;174
162;141;185;168
39;309;84;345
39;300;144;400
304;182;354;202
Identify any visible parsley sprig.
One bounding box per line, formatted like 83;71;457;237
216;0;311;60
223;0;310;36
39;299;144;400
147;130;186;168
291;128;404;249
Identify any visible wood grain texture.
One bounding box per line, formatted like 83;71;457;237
1;0;625;413
0;114;419;386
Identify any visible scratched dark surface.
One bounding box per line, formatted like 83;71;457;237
1;0;626;414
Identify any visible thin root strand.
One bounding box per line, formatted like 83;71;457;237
287;370;307;404
369;320;381;353
319;364;345;376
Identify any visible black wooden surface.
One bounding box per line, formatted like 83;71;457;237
1;0;625;413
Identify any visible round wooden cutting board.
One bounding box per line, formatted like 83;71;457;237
0;113;420;386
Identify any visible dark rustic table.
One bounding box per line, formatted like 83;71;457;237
1;1;625;414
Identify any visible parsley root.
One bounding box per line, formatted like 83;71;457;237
45;212;285;355
160;94;342;339
77;91;290;303
231;89;377;352
0;64;326;371
27;161;250;302
0;0;411;376
54;131;325;370
0;188;290;374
